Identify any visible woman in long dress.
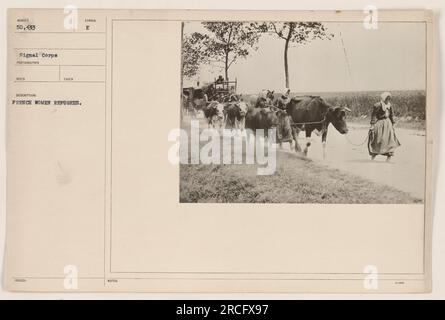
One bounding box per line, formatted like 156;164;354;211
368;92;401;161
274;88;293;144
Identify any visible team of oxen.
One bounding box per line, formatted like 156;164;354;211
185;90;350;158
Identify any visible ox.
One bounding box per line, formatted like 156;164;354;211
224;101;249;130
203;101;225;129
286;96;349;158
245;107;279;139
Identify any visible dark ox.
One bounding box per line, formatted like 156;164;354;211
245;107;279;139
203;101;225;129
286;96;349;158
224;101;249;130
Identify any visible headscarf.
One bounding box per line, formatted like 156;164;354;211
280;87;289;98
380;92;391;111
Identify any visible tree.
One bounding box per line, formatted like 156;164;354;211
267;22;333;88
182;32;209;79
197;22;262;81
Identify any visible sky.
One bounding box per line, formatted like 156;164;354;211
183;22;426;94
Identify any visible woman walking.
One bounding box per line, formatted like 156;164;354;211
275;88;293;144
368;92;401;161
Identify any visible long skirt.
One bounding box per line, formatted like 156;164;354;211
368;118;401;156
277;113;293;143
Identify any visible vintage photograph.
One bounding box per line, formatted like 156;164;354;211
179;21;426;204
4;7;435;295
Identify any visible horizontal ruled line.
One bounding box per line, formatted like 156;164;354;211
14;80;105;83
14;48;105;50
14;31;105;34
15;64;105;67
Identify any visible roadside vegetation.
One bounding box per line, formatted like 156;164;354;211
243;90;426;130
179;122;421;204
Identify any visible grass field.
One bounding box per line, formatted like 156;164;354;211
180;153;421;204
243;90;426;130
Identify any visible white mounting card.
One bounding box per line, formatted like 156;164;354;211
5;9;434;293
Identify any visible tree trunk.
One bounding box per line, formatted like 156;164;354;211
224;25;233;82
224;51;229;81
284;39;290;88
284;25;294;88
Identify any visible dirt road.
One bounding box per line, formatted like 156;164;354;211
185;115;426;201
280;124;426;200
